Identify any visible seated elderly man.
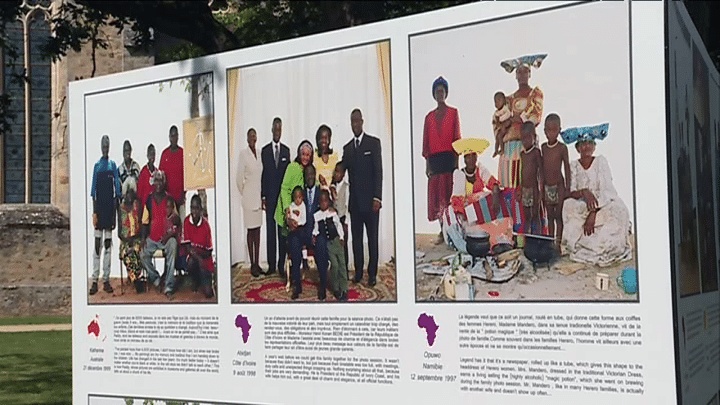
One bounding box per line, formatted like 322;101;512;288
182;194;215;299
140;170;179;299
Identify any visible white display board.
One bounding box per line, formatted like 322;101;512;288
69;2;711;404
667;2;720;404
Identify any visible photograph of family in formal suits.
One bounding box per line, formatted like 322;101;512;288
410;2;639;302
84;72;218;304
229;40;397;303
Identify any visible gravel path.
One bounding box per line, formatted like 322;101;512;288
0;323;71;333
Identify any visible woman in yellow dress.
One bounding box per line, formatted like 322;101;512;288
314;124;339;194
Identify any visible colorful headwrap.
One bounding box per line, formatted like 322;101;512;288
452;138;490;156
432;76;448;98
295;139;315;165
500;54;548;73
560;123;609;144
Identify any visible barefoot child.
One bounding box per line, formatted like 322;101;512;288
541;113;571;247
492;91;512;157
519;122;544;235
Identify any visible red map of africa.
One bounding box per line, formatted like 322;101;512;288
418;313;439;346
87;319;100;337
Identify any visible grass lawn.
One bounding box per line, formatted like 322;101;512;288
0;316;71;326
0;330;72;404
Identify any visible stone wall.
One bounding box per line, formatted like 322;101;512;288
0;205;71;316
3;2;157;316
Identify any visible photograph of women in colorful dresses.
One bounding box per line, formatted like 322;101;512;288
410;2;637;302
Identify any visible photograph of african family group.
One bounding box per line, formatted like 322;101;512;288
411;3;639;301
86;73;218;304
229;41;397;302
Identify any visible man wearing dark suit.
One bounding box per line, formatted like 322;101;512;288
302;165;321;244
261;117;291;277
342;109;383;287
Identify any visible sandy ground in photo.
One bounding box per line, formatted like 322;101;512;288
415;233;637;302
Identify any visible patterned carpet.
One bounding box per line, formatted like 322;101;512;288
231;263;396;303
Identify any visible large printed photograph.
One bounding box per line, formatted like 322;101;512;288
669;1;720;298
410;3;638;302
228;41;397;303
84;73;218;304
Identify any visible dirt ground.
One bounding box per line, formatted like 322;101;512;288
415;233;638;302
86;276;217;304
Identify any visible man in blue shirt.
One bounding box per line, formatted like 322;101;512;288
90;135;121;295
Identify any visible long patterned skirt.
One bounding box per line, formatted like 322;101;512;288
427;172;454;222
120;238;143;282
498;140;523;189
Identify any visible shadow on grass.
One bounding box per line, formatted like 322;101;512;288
0;331;71;404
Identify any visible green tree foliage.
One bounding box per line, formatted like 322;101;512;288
45;1;477;62
0;0;476;133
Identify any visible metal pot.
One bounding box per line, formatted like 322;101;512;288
523;234;556;268
465;231;491;258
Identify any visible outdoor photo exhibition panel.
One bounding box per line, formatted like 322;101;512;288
80;72;218;306
69;2;710;404
667;2;720;405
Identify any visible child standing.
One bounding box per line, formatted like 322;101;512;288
519;122;544;235
313;189;348;301
541;113;571;247
492;91;512;157
330;161;349;269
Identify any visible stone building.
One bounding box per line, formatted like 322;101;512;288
1;0;154;315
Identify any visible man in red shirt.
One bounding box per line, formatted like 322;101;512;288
159;125;185;219
182;194;214;299
140;170;178;299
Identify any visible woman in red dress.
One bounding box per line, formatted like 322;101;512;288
422;76;461;244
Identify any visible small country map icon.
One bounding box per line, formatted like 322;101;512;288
87;315;100;338
418;313;439;346
235;314;252;344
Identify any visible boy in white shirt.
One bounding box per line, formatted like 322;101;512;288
313;189;348;301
